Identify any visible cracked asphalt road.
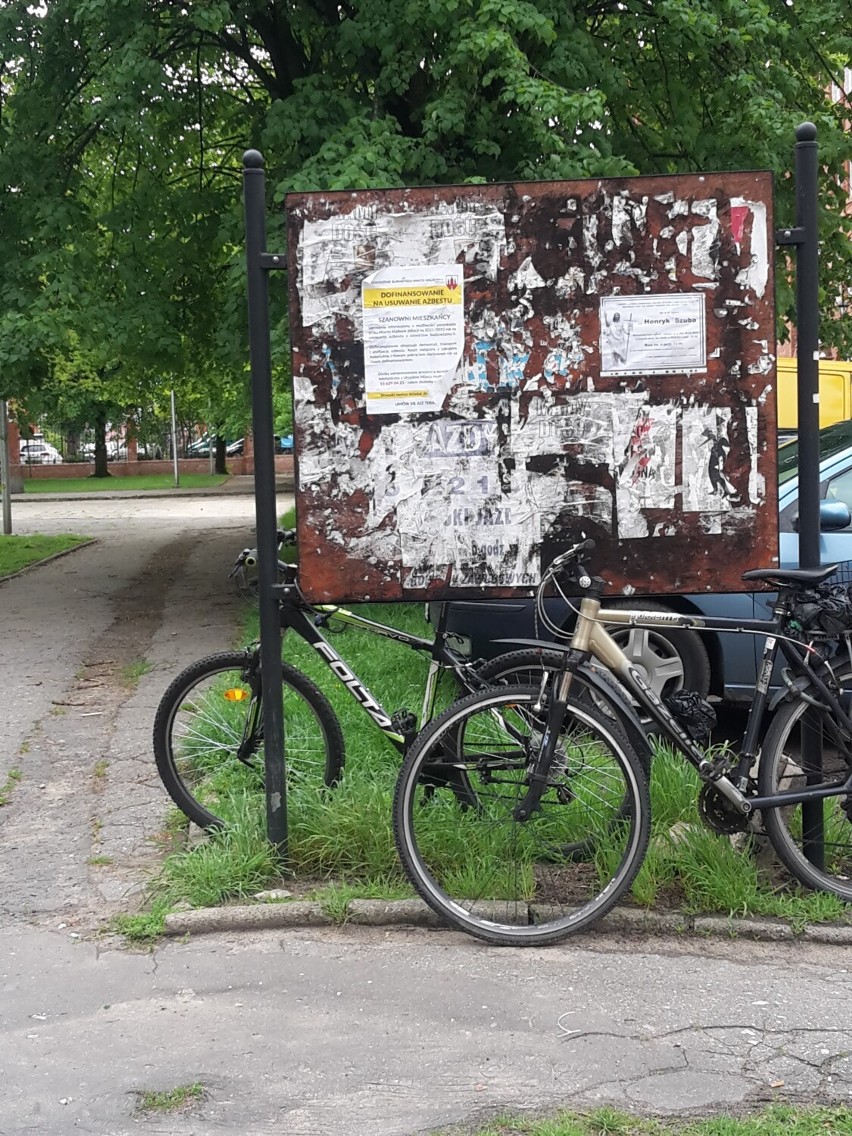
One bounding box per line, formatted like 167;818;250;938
2;492;852;1135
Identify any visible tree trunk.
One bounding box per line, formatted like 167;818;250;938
93;409;110;478
214;435;227;475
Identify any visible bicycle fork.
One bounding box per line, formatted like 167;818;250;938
512;662;578;821
235;657;265;765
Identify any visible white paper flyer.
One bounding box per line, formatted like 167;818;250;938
362;265;464;414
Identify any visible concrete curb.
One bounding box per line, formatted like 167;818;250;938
162;897;852;943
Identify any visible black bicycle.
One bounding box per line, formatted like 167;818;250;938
393;539;852;946
152;532;605;830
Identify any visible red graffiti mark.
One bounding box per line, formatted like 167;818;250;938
730;204;749;245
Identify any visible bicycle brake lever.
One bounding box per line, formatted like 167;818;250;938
228;549;253;578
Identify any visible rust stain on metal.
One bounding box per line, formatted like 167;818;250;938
286;173;777;603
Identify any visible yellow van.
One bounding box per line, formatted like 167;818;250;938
777;357;852;433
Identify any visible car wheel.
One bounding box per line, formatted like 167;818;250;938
603;600;711;699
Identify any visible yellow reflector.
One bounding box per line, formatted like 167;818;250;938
223;687;250;702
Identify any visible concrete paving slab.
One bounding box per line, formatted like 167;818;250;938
4;923;852;1135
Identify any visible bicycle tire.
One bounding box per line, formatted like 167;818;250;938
476;648;652;778
153;651;345;830
758;664;852;900
393;684;650;946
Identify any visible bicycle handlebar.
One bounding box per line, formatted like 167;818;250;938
229;528;297;578
542;538;597;589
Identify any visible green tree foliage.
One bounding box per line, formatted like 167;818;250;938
1;0;850;417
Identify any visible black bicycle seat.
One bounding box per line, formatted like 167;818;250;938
741;565;839;586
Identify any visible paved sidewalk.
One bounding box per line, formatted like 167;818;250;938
5;921;852;1135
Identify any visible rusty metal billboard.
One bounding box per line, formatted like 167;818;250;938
286;173;776;603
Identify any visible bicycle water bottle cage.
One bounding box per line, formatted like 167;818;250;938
663;690;717;743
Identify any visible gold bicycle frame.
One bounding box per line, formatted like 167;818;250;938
563;595;750;813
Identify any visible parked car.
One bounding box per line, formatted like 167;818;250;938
226;435;292;455
186;434;290;458
435;421;852;705
19;439;63;464
187;435;243;456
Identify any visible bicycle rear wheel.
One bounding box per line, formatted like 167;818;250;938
393;684;650;946
153;652;344;830
476;648;568;687
758;669;852;900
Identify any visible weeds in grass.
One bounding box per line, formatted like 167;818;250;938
154;803;281;908
164;806;188;830
0;767;22;805
112;904;168;942
121;659;154;688
134;1083;204;1114
92;760;109;780
310;876;413;922
464;1104;852;1136
87;855;113;866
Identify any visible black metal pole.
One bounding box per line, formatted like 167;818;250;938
794;122;821;568
243;149;288;858
791;122;824;870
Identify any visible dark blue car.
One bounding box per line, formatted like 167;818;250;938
437;422;852;705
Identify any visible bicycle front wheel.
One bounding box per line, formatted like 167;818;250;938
477;648;651;778
393;684;650;946
758;671;852;901
153;652;345;830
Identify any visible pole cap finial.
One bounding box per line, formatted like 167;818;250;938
796;122;817;142
243;149;265;169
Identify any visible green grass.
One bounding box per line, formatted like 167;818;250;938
462;1105;852;1136
120;658;154;688
134;1083;204;1115
112;905;169;942
19;473;229;493
0;534;89;576
0;768;22;805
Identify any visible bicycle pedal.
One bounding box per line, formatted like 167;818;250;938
390;708;418;739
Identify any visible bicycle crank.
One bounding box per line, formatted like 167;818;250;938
698;784;751;834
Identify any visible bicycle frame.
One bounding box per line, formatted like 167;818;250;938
277;600;481;750
566;596;852;815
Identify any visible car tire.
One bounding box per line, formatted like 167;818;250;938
599;600;711;699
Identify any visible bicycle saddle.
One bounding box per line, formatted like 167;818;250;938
741;564;839;585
